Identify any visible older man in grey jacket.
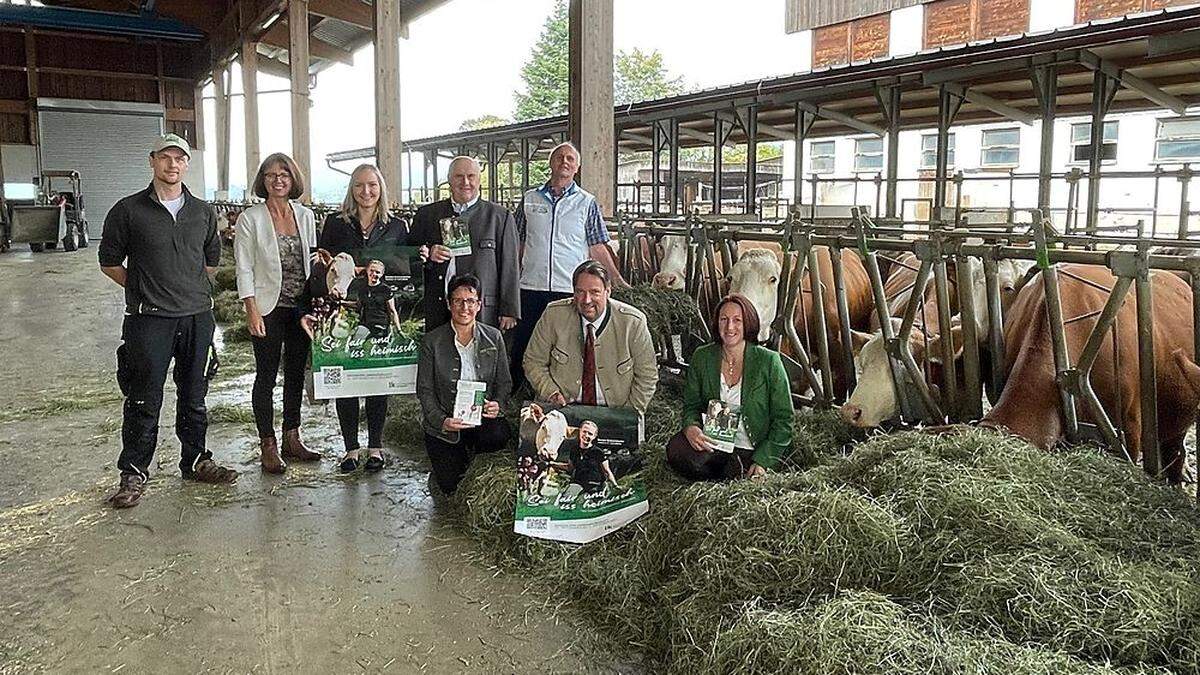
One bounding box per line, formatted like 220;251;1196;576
410;156;520;332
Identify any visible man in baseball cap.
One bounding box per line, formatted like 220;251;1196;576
99;131;238;509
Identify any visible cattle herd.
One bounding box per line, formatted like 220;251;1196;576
616;212;1200;483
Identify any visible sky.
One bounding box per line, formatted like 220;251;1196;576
204;0;812;202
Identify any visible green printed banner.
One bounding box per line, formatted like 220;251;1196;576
310;245;424;398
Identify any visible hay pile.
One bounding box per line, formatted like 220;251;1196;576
613;284;706;344
453;387;1200;673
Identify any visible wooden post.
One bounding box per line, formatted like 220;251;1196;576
568;0;614;216
192;81;206;152
289;0;311;203
24;28;38;167
214;65;231;199
374;0;402;204
241;39;261;194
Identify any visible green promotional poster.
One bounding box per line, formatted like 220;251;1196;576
514;403;648;544
309;245;424;398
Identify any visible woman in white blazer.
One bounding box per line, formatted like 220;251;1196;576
234;153;321;474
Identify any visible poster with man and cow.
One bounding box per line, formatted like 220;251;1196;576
308;245;424;398
514;402;648;544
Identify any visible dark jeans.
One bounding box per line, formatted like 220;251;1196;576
510;289;571;388
250;306;309;439
335;396;388;451
424;417;511;494
115;311;216;479
665;431;754;481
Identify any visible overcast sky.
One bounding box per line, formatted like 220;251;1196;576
204;0;811;201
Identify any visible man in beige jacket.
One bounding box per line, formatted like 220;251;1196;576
523;261;658;412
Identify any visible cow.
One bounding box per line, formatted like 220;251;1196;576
651;234;689;291
978;264;1197;481
727;243;873;400
310;249;357;299
518;404;579;496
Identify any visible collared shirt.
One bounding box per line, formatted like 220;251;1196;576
514;181;609;247
455;334;478;382
578;306;609;406
451;195;479;215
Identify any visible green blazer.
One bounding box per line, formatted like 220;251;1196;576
682;343;794;469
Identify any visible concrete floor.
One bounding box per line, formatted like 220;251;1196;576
0;249;621;674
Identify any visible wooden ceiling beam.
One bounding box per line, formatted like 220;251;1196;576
262;20;353;66
308;0;371;31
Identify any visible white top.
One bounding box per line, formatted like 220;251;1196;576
455;335;478;382
720;375;754;450
162;194;184;220
578;308;608;405
233;202;317;316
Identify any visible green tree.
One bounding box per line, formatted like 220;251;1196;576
513;1;687;121
459;114;510;131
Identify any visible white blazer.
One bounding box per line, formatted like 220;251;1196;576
234;202;316;316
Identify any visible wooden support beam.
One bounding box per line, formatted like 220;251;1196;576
263;21;354;66
24;29;37;146
214;66;231;197
256;54;292;80
619;130;653;145
1149;30;1200;57
568;0;614;216
192;82;206;152
289;0;311;202
757;123;793;142
310;0;372;30
678;126;714;144
374;0;402;202
209;0;285;73
943;82;1036;126
1078;49;1187;116
165;108;196;122
242;39;261;189
797;101;885;137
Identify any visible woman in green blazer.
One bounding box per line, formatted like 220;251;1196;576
667;294;794;480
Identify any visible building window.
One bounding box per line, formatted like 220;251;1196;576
1155;117;1200;163
810;140;835;173
854;137;884;172
920;133;955;169
980;128;1020;168
1069;121;1118;164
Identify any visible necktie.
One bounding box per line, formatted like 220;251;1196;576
581;323;597;406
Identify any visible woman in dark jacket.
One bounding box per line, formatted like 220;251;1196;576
307;163;409;473
666;294;793;480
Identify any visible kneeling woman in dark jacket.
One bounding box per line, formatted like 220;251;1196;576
666;294;793;480
416;273;512;494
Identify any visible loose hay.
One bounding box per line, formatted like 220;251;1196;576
453;384;1200;673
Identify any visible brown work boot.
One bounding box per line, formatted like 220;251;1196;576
108;474;146;509
260;436;286;474
281;428;321;461
183;458;239;484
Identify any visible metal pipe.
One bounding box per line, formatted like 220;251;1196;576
1135;251;1161;477
830;247;858;396
955;253;983;419
806;243;835;405
983;255;1007;402
1032;220;1080;441
932;251;958;413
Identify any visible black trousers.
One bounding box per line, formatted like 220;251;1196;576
509;289;571;388
335;396;388;451
665;431;754;481
250;306;310;439
424;416;511;494
116;311;215;478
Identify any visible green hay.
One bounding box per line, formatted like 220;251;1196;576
207;403;256;424
383;396;425;450
213;289;243;324
453;384;1200;673
0;386;122;423
212;265;238;293
214;342;256;382
612;284;705;345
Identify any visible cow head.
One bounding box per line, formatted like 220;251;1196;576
651;235;688;291
326;252;357;299
727;248;780;343
839;320;964;428
520;405;579;460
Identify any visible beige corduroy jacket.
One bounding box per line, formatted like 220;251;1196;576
522;297;659;412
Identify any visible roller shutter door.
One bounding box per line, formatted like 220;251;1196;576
37;99;164;237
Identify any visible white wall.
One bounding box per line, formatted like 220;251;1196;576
3;144;38;197
889;4;923;57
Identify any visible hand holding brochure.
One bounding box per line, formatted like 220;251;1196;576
453;380;487;426
702;399;740;453
439;216;472;257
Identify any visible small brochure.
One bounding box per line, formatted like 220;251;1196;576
453;380;487;426
439;216;472;257
702;399;740;453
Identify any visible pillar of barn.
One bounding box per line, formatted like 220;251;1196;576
241;39;260;194
214;65;231;200
933;85;964;220
742;106;758;215
1086;69;1119;236
568;0;614;215
712;112;725;215
1032;65;1057;215
792;105;816;213
289;0;312;203
375;0;403;204
880;85;901;218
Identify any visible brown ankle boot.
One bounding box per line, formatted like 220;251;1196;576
261;436;286;474
282;428;321;461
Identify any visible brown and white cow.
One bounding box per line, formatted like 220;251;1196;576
980;264;1198;480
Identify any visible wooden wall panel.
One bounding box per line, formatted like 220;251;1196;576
851;13;890;61
813;22;850;69
37;35;156;75
0;112;29;144
925;0;973;48
160;43;197;79
0;32;24;67
161;80;195;110
786;0;923;32
978;0;1029;39
1076;0;1160;22
38;72;158;103
0;71;26;100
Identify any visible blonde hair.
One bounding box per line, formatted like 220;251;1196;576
340;163;392;226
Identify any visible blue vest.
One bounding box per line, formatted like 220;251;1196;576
520;185;594;293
